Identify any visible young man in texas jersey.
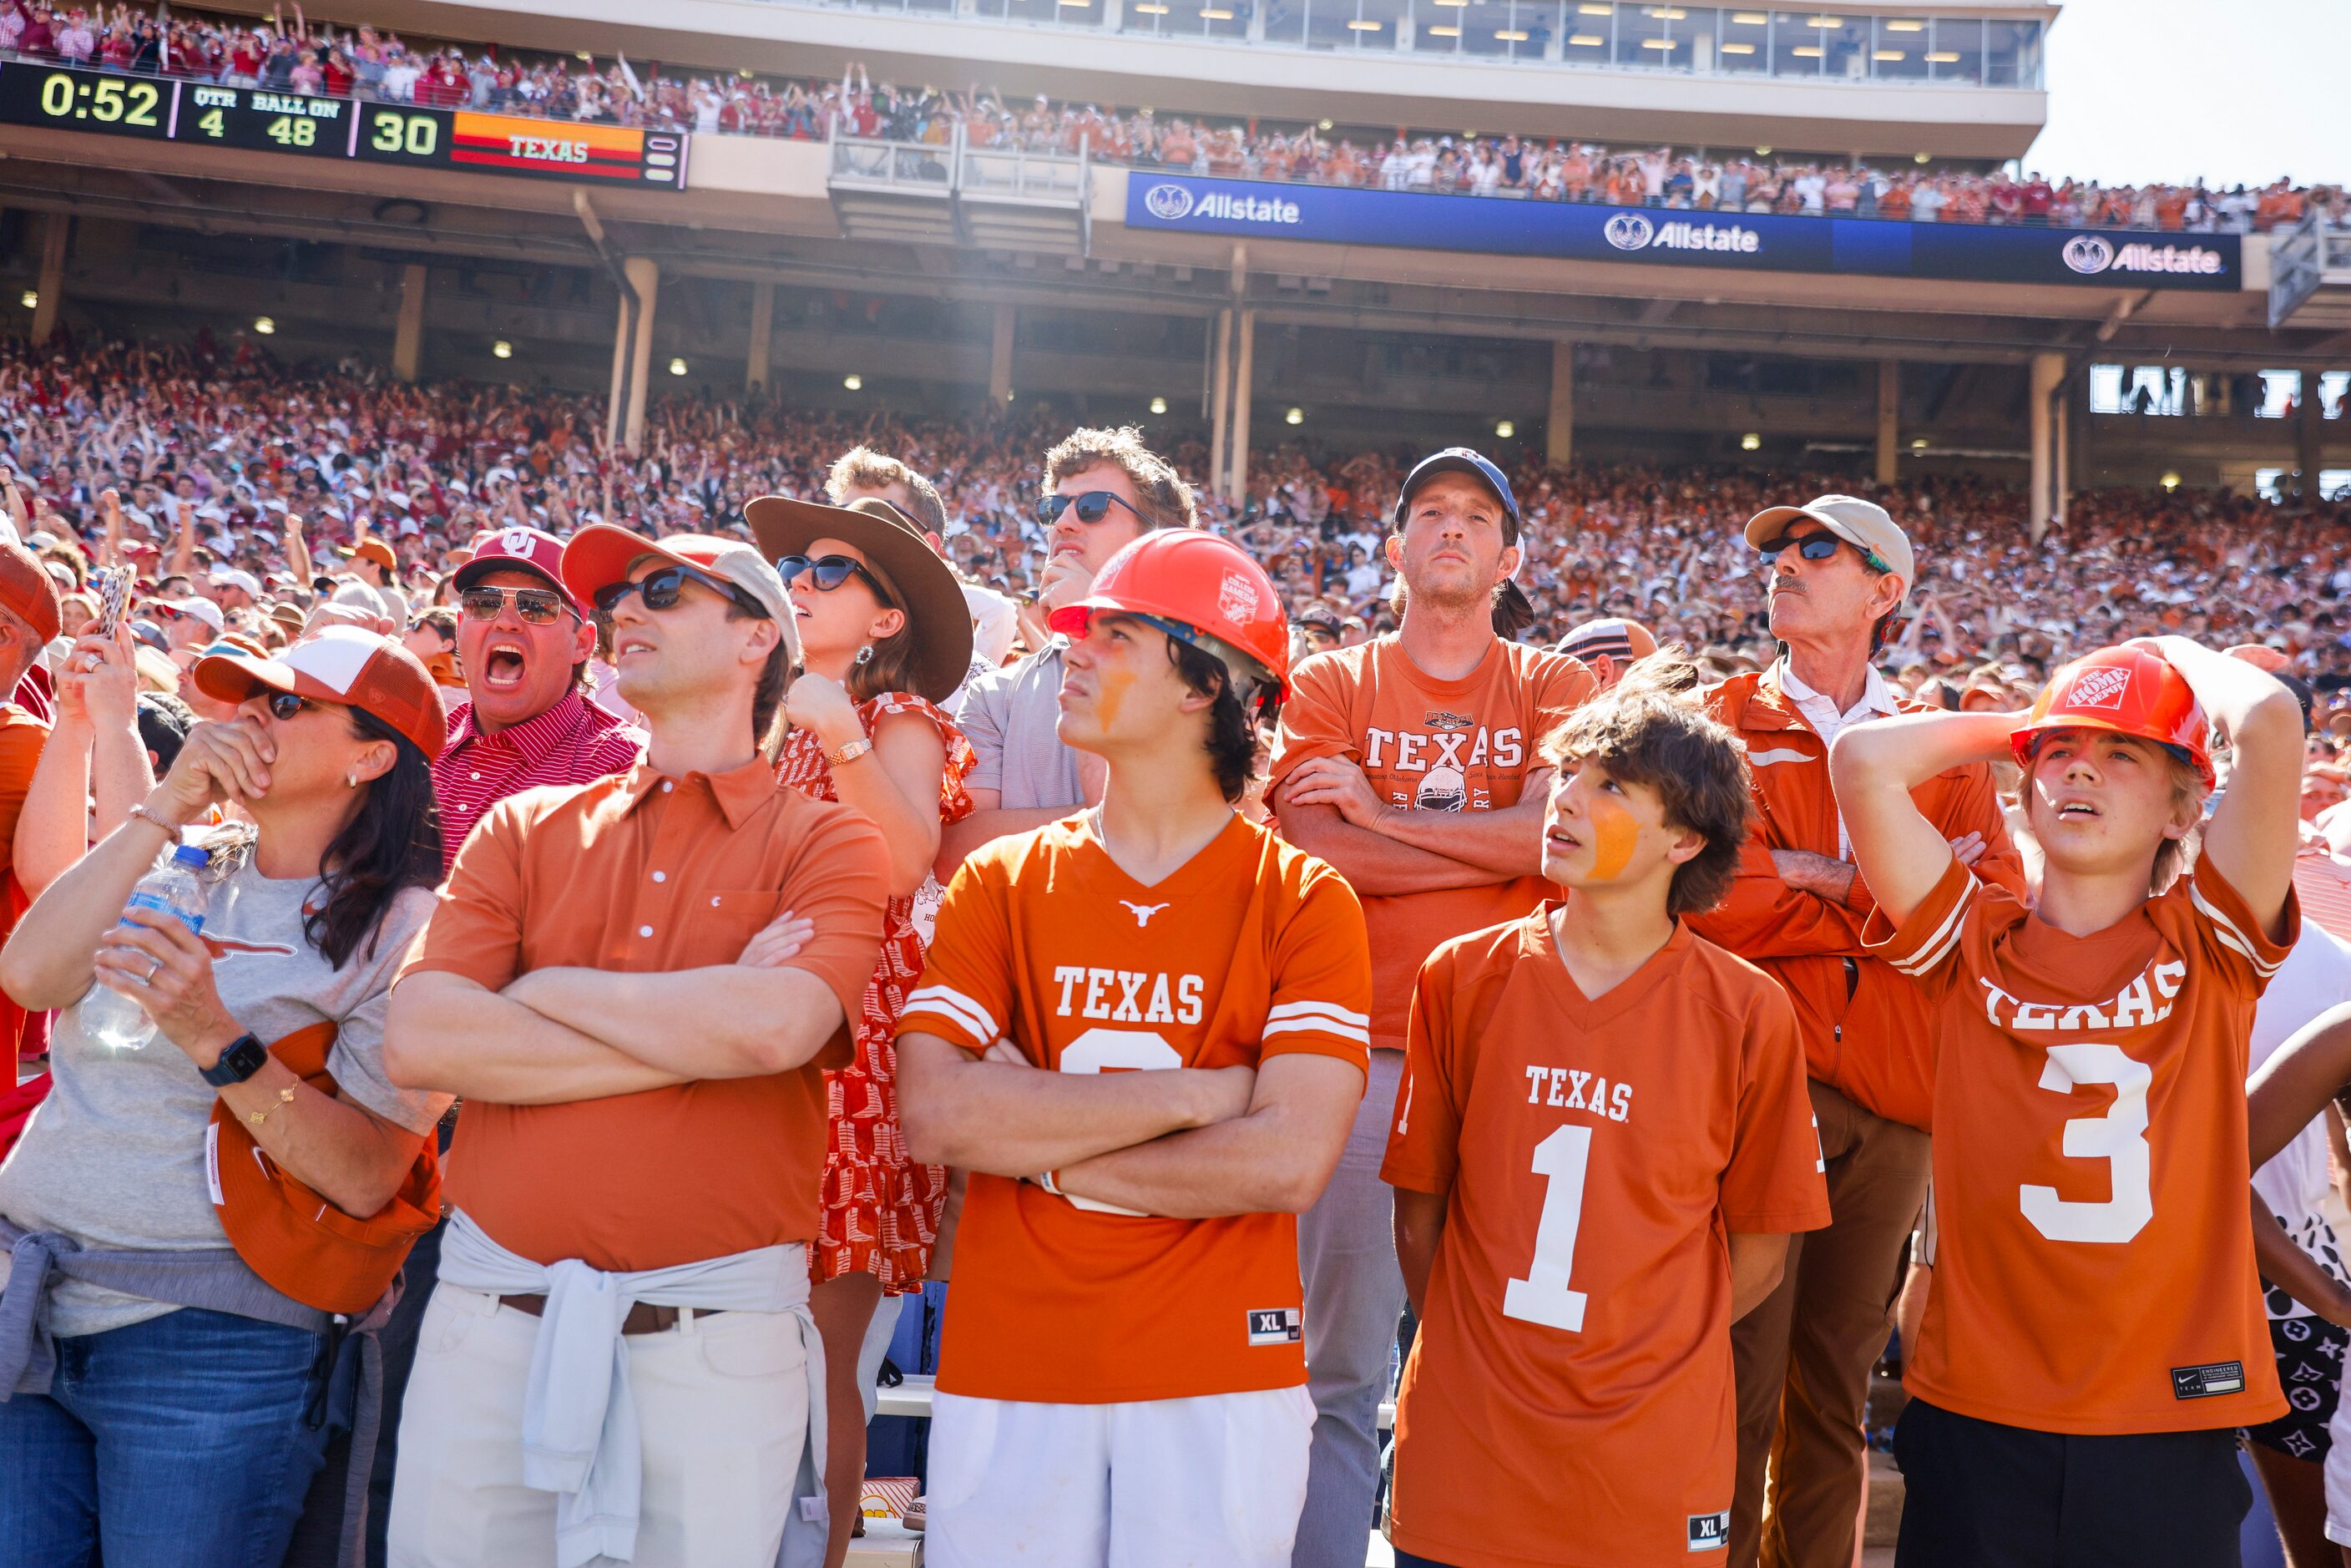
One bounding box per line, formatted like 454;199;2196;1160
1833;637;2301;1565
1383;657;1831;1568
897;530;1373;1568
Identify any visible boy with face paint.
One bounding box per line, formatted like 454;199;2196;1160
1382;657;1830;1568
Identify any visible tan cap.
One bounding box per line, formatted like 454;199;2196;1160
1743;494;1914;601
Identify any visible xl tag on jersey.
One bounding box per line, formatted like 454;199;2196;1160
1246;1308;1302;1347
2172;1362;2246;1399
1686;1511;1730;1552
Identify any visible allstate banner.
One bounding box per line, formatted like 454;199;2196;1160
1125;175;2242;291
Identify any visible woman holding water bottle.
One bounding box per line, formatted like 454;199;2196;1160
0;625;451;1568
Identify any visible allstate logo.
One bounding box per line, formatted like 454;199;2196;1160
2062;235;2115;276
1145;184;1195;221
1604;212;1655;250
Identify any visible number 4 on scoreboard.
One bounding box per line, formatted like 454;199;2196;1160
198;108;224;139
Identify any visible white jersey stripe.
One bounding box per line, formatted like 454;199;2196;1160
904;985;999;1044
1264;1018;1372;1045
1267;1001;1372;1029
1890;878;1975;977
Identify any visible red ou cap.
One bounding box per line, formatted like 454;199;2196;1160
193;625;449;761
2011;643;2212;789
452;525;579;612
1049;529;1291;703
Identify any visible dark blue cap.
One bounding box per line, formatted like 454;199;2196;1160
1393;448;1520;540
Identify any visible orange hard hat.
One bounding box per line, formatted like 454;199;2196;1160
1049;530;1290;710
2011;643;2213;788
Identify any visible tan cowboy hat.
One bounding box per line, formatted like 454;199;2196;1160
743;495;974;703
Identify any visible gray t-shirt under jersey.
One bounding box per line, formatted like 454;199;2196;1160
0;840;443;1338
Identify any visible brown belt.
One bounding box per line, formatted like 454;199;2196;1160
498;1294;722;1336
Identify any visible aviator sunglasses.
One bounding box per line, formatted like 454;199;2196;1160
459;585;570;625
776;554;895;604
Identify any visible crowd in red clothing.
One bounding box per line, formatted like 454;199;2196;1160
0;3;2337;234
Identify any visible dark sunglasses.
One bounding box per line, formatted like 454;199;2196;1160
1757;532;1889;574
776;554;893;604
592;562;766;620
460;584;569;625
1039;491;1149;529
263;691;311;721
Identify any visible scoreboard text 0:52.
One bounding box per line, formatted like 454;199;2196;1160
0;61;688;191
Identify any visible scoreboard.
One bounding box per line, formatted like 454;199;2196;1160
0;62;688;190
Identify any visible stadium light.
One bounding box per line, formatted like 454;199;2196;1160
1806;14;1842;25
253;316;276;336
1884;17;1924;29
1874;49;1904;60
1924;50;1959;62
1285;407;1304;426
17;291;33;310
1577;3;1611;12
2161;472;2182;492
1641;38;1674;48
1428;25;1462;35
1911;437;1929;450
1495;420;1515;439
1755;145;1773;156
1914;151;1932;164
1347;18;1383;28
1134;4;1169;12
1150;396;1169;414
1646;6;1687;17
844;373;863;392
493;341;513;360
1792;45;1823;57
1318;119;1334;131
669;357;688;377
1200;7;1235;18
1569;33;1604;44
1497;29;1529;39
1730;9;1767;21
1741;432;1762;451
1721;43;1756;53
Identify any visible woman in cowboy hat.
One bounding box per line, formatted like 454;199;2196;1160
745;493;975;1568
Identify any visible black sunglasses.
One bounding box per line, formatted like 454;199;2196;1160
1039;491;1150;529
776;554;894;604
263;691;311;721
460;584;569;625
592;562;766;620
1757;532;1890;574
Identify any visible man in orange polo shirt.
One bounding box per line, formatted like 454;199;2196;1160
1269;449;1594;1568
1689;496;2020;1568
382;529;890;1568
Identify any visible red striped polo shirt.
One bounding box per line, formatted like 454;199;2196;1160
431;690;646;873
2293;850;2351;943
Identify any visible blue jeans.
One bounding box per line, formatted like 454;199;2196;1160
0;1306;332;1567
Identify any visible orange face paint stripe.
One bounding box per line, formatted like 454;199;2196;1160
1587;795;1638;882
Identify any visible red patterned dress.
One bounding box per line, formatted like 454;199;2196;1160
776;692;974;1291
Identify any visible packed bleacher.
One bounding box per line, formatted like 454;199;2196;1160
3;3;2340;232
9;331;2351;704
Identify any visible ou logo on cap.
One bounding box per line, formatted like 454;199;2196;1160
498;528;536;555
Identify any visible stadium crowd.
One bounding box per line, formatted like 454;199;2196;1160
0;320;2349;1568
0;3;2339;232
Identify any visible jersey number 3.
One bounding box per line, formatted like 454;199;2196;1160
1057;1029;1183;1216
1503;1125;1594;1333
2020;1043;2154;1244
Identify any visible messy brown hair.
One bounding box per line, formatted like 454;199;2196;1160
826;447;948;538
1044;427;1197;532
1537;650;1754;918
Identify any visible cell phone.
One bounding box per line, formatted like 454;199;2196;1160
94;566;131;637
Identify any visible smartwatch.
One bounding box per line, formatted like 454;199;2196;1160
200;1033;270;1089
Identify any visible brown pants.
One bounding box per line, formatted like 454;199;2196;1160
1730;1079;1929;1568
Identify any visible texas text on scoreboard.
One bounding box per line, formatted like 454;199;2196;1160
0;60;690;191
1125;174;2243;291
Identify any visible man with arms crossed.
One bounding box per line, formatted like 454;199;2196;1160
1269;448;1595;1567
898;531;1372;1567
382;529;890;1566
1690;495;2020;1568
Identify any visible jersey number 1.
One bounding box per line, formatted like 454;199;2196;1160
2020;1043;2153;1244
1503;1124;1593;1333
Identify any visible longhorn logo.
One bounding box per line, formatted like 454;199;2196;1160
1120;901;1171;928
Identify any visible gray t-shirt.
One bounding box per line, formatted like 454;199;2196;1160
0;839;444;1338
953;638;1084;812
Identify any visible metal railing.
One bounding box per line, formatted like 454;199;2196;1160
827;123;959;188
2270;209;2351;328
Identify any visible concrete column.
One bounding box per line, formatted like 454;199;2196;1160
2300;371;2327;498
746;281;774;392
605;257;660;455
1228;309;1256;498
1545;341;1575;467
392;264;427;384
1208;307;1233;498
2028;351;2064;542
1875;359;1899;484
30;212;68;345
988;304;1016;407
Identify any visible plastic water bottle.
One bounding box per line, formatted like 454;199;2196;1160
77;844;210;1053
